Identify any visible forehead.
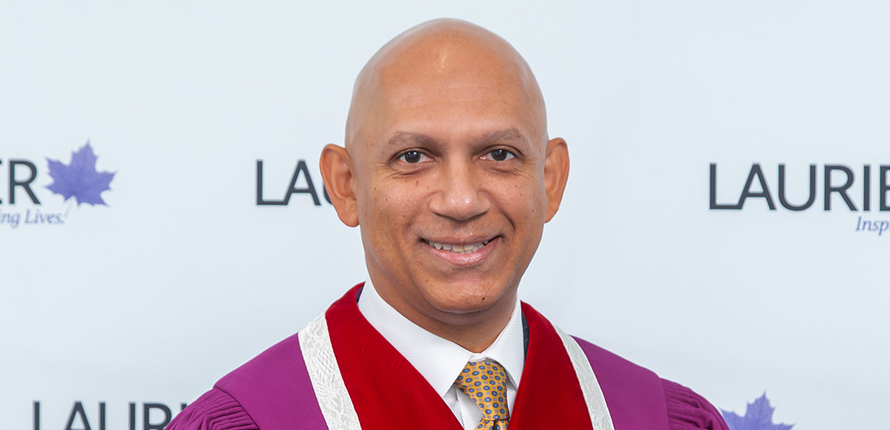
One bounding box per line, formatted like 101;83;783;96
345;22;548;155
371;43;541;140
378;33;530;98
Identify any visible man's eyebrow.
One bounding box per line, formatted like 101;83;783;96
481;128;526;144
387;132;439;147
387;128;526;147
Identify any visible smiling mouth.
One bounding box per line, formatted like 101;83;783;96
424;239;492;254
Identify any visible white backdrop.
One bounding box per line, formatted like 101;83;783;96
2;2;888;429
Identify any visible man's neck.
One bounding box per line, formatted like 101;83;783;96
356;278;525;393
372;283;517;353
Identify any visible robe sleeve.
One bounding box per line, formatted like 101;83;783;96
662;380;730;430
167;388;259;430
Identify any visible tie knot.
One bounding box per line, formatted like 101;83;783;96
453;360;510;426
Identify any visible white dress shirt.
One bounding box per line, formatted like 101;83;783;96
357;278;526;430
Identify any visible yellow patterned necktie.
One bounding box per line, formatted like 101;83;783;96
453;360;510;430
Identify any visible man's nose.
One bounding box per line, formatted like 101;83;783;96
429;160;491;222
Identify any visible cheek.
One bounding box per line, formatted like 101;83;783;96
497;179;547;222
362;179;427;229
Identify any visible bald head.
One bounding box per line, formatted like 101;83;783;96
319;19;570;351
345;19;547;151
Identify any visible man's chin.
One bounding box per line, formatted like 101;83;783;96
427;289;516;317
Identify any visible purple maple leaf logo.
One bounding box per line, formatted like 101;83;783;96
721;393;793;430
46;141;116;206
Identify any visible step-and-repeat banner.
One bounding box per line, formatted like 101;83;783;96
2;2;887;430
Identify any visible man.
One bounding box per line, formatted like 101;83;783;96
169;19;729;430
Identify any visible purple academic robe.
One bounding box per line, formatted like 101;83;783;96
169;285;729;430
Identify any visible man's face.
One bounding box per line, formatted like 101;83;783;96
346;47;564;331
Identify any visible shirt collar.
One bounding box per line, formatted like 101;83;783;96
357;278;525;398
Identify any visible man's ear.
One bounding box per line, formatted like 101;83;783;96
320;144;359;227
543;137;570;222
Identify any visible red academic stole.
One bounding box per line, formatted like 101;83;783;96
325;284;595;430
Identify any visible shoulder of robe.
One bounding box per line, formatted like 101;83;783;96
166;332;303;430
166;389;258;430
170;332;327;430
569;336;729;430
662;379;731;430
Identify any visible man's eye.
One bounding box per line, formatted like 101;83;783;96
399;151;425;163
488;149;515;161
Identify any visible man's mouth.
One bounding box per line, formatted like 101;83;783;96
424;239;492;254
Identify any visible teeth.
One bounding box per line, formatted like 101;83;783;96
427;240;490;254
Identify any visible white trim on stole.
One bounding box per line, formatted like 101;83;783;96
298;313;363;430
298;313;614;430
554;326;616;430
